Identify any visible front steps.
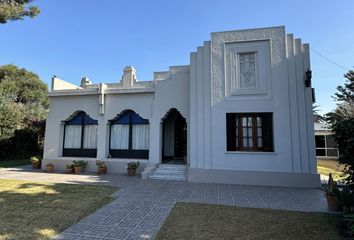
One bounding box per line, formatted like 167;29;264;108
148;164;187;181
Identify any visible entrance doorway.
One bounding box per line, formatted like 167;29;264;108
162;109;187;164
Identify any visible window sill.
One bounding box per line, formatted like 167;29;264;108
55;157;98;161
225;151;277;155
105;158;149;163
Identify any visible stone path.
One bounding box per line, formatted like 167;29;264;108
0;166;328;240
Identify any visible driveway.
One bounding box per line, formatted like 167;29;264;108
0;166;328;240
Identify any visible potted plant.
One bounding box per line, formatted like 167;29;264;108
73;160;87;174
45;162;54;173
30;156;41;169
127;161;140;176
322;173;341;211
64;163;74;174
96;160;107;174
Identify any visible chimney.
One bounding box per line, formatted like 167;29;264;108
81;77;92;88
122;66;136;87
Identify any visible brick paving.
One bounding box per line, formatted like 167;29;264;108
0;166;328;240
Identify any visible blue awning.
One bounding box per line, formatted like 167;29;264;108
66;111;98;125
110;110;149;124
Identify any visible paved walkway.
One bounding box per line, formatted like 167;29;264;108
0;166;328;240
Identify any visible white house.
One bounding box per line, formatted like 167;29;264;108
43;26;320;188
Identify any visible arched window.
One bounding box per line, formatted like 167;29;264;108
109;110;149;159
63;111;98;157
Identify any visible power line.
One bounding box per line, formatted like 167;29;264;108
310;47;351;71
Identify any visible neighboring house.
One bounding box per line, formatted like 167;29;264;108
43;26;319;188
314;122;339;159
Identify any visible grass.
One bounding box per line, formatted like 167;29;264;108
156;203;343;240
0;179;117;240
0;159;31;168
317;159;347;181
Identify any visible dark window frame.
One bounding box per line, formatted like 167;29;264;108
109;110;149;159
62;111;98;158
315;134;339;158
227;112;273;152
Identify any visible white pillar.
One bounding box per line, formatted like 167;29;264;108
96;117;107;160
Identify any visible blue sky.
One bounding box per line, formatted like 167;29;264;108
1;0;353;114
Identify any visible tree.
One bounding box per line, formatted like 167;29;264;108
0;96;22;140
0;64;48;159
313;104;325;123
0;64;49;113
329;69;354;186
0;0;40;24
335;70;354;103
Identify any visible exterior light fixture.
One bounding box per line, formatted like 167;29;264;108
305;69;312;88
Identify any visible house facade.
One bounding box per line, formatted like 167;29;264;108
43;26;320;188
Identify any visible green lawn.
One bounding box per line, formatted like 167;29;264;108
317;159;347;181
0;179;117;240
0;159;31;168
156;203;343;240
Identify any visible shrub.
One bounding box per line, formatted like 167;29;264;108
30;156;40;163
96;160;106;168
73;160;88;168
66;164;74;169
322;173;339;197
127;161;140;170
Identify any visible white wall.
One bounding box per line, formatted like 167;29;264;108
44;67;189;170
51;76;81;91
149;66;190;164
101;93;154;159
44;95;100;159
189;42;212;169
43;92;154;171
210;27;292;172
189;26;317;176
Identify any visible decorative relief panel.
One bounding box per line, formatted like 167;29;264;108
224;40;271;97
239;53;256;89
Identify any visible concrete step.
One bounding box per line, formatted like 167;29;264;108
155;166;186;173
148;164;187;181
152;171;185;177
154;169;186;175
149;175;187;181
158;164;186;169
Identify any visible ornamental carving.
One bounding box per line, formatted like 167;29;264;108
239;53;256;89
